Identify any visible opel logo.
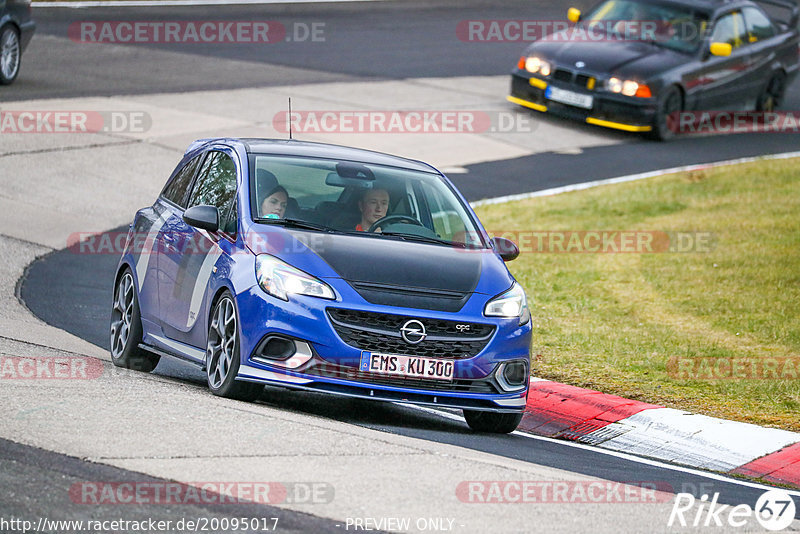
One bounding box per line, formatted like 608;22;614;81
575;61;585;68
400;319;427;345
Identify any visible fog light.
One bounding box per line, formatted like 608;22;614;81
253;336;313;369
496;360;528;391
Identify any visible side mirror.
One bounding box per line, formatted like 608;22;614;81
491;237;520;262
183;205;219;233
709;42;732;57
567;7;582;23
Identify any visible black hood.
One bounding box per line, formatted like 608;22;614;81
528;37;686;78
288;230;483;312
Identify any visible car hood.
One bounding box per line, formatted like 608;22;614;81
245;227;515;313
527;36;686;78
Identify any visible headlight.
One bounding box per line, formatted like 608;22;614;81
525;56;552;76
255;255;335;301
484;282;530;324
608;77;651;97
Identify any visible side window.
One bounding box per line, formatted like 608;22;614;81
743;7;776;42
161;154;203;208
187;151;239;235
711;12;748;48
418;181;468;242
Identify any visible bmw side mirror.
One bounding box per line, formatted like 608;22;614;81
709;42;732;57
183;205;219;233
491;237;520;262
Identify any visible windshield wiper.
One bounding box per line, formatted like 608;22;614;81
376;231;465;247
253;217;336;233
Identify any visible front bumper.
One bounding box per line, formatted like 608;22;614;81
510;71;656;133
233;285;532;413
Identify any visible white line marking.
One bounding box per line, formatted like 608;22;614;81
35;0;383;7
471;150;800;207
401;404;800;496
585;408;800;472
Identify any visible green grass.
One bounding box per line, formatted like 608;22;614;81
476;158;800;431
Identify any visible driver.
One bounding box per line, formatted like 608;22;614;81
355;188;390;232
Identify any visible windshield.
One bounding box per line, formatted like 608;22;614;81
248;154;486;248
582;0;709;53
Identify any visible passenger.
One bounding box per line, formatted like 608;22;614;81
260;185;288;219
355;188;390;232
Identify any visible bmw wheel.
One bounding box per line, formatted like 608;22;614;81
756;72;785;112
650;86;682;141
0;25;21;85
463;410;523;434
110;267;160;372
206;293;263;401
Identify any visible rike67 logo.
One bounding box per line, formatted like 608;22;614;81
669;489;797;531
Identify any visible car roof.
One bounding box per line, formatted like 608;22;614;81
190;137;440;174
627;0;761;16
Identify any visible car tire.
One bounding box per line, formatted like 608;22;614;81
649;86;682;141
0;25;21;85
206;292;263;402
110;267;160;372
463;410;523;434
756;72;785;112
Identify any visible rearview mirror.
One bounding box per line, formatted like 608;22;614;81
183;205;219;233
709;42;732;57
567;7;581;23
491;237;520;262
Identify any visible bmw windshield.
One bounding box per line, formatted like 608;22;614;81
248;154;487;248
581;0;709;53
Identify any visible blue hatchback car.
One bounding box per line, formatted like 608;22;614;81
111;138;531;433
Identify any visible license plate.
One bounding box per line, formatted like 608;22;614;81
545;86;594;109
359;352;454;381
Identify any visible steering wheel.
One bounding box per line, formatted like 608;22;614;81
368;215;423;233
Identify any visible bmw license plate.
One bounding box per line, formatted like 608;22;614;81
545;86;593;109
360;352;454;381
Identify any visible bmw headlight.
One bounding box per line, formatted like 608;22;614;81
255;254;335;301
484;283;530;324
525;56;552;76
607;77;652;98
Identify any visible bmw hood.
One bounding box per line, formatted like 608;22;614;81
526;37;686;78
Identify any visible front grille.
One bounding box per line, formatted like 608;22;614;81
553;68;573;83
552;68;595;91
302;359;498;393
575;74;594;90
327;308;495;359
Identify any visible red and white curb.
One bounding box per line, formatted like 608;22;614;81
522;380;800;489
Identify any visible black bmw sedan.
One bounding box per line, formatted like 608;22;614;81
509;0;800;139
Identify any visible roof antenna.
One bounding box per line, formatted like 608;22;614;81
288;97;293;140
